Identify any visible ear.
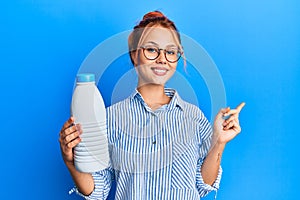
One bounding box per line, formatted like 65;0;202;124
130;50;139;67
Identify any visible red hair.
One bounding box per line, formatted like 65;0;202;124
142;11;165;20
128;11;182;65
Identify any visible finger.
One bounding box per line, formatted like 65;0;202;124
61;127;82;147
234;117;239;125
232;121;241;133
218;107;230;119
223;117;239;128
223;102;246;117
66;137;82;149
224;120;241;133
221;107;230;114
62;124;81;137
61;117;75;132
236;102;246;112
223;109;238;117
64;129;82;144
223;115;237;126
223;121;234;130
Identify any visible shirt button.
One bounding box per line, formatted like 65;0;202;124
150;112;157;117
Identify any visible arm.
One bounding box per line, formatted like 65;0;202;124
59;117;95;195
66;162;95;196
201;102;245;185
59;117;112;198
201;142;225;185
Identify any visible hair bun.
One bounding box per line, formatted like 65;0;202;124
142;11;165;20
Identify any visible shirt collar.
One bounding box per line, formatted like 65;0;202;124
129;88;185;111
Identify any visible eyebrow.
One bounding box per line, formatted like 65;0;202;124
143;41;178;48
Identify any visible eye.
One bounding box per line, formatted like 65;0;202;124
145;47;158;53
166;49;177;55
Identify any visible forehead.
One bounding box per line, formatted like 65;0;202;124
140;26;179;47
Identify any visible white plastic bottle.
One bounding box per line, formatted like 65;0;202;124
71;73;109;173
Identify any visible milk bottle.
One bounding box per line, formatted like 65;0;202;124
71;73;109;173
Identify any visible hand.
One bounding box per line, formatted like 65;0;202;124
213;102;245;145
59;117;82;165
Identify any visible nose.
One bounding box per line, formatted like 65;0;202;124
156;49;167;64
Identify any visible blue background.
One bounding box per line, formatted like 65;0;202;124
1;0;299;199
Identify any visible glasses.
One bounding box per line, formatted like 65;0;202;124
140;45;183;63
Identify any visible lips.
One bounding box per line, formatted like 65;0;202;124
151;67;168;76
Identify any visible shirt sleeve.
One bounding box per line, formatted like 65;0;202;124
195;138;223;197
194;109;223;197
71;167;113;200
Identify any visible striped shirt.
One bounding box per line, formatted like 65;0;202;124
74;88;222;199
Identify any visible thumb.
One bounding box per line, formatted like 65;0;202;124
216;107;230;120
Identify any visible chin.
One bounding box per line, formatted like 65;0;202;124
139;76;171;87
140;80;166;87
152;77;168;85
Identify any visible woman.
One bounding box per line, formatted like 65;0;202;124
59;11;245;199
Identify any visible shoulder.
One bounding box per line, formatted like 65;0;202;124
182;101;203;115
182;101;212;142
176;93;206;121
175;92;212;136
183;102;209;130
106;97;131;114
105;98;132;142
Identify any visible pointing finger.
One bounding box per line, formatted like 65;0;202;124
236;102;246;112
223;102;245;117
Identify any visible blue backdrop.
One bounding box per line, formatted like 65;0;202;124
1;1;299;199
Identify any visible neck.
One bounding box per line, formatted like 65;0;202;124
137;84;170;110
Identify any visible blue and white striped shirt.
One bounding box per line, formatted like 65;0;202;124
74;88;222;199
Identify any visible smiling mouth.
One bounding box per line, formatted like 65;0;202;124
151;67;168;76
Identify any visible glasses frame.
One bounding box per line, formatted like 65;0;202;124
140;46;183;63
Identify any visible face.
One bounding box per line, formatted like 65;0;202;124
132;26;181;87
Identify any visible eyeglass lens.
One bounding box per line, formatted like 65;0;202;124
142;46;181;63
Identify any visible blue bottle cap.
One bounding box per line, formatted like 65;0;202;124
76;73;95;82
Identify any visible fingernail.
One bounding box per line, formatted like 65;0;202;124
222;114;230;120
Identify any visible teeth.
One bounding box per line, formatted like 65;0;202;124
154;69;166;73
